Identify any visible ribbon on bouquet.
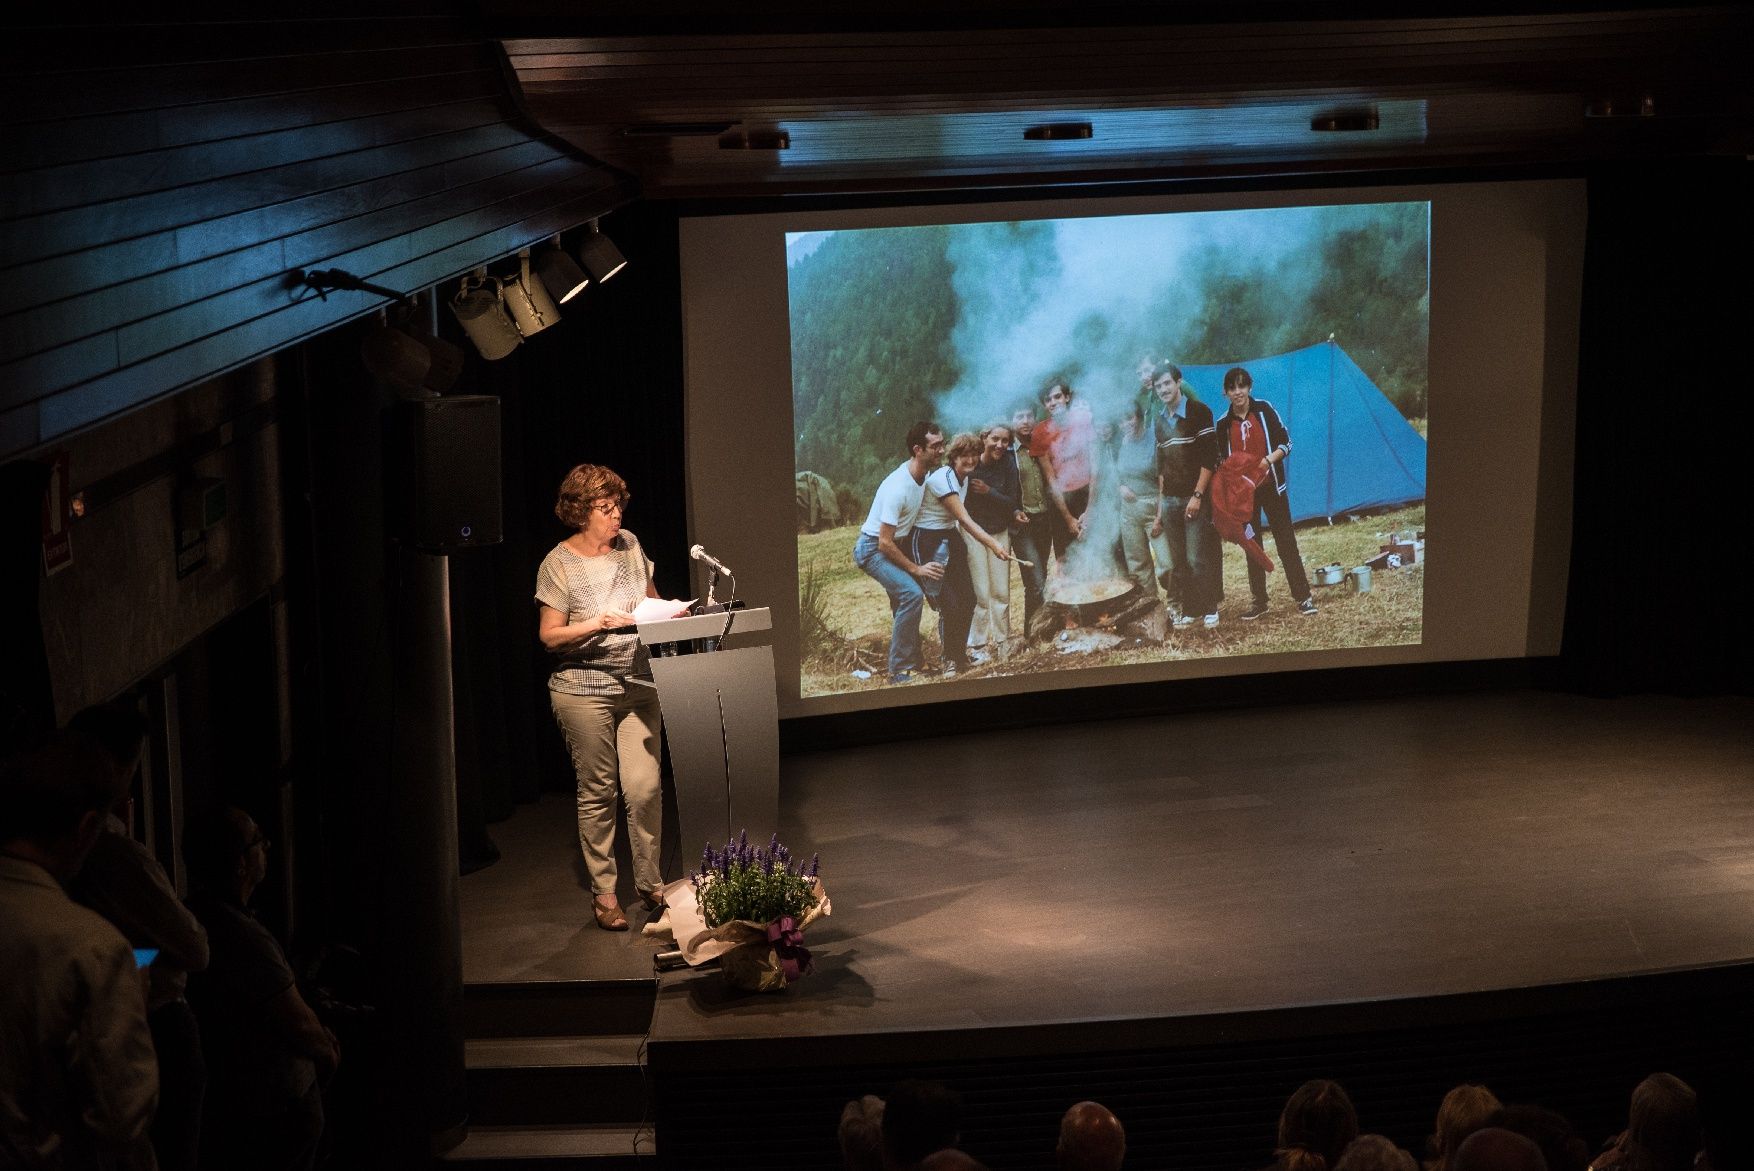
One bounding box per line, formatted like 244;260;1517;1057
766;915;814;983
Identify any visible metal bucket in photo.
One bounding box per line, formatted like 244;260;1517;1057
1348;565;1373;593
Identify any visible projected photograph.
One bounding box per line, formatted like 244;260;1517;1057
789;202;1429;695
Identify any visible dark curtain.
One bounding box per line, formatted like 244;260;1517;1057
1560;157;1753;695
450;201;690;865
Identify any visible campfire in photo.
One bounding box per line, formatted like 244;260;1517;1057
1029;476;1168;647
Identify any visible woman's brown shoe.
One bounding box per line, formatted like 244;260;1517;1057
592;900;629;931
638;889;664;912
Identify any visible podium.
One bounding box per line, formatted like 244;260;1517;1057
638;607;778;871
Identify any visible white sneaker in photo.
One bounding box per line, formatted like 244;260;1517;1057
1203;612;1220;629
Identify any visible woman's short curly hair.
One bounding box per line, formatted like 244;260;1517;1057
947;432;984;463
554;464;630;528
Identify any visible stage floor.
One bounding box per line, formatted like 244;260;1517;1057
461;689;1754;1044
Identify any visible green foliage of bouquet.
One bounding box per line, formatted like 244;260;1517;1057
692;830;820;928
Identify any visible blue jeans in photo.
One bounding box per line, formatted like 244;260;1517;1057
853;531;925;681
1160;496;1221;617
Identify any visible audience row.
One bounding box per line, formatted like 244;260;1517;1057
842;1069;1742;1171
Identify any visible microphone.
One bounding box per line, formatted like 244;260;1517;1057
690;544;733;577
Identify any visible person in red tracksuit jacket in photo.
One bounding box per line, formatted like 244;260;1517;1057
1215;366;1318;620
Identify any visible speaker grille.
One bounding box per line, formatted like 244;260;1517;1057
393;396;502;550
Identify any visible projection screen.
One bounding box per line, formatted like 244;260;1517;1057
680;180;1583;719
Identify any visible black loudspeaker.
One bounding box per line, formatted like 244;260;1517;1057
390;396;503;550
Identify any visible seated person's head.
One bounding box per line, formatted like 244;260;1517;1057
920;1151;989;1171
1695;1063;1751;1171
1491;1105;1588;1171
883;1080;962;1169
184;805;266;901
1626;1073;1699;1171
1277;1079;1360;1171
0;733;126;876
66;701;148;788
1337;1135;1417;1171
1453;1127;1548;1171
1432;1085;1503;1168
1058;1100;1125;1171
838;1095;885;1171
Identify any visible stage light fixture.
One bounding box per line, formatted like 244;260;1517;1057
534;236;590;304
1023;122;1094;141
1310;108;1380;132
502;249;563;338
416;332;464;393
450;270;522;361
360;311;432;396
577;220;627;284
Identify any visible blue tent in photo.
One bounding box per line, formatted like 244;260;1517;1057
1178;339;1427;524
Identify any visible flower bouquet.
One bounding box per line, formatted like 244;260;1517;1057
648;831;830;992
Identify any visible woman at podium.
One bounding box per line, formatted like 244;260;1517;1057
533;464;664;932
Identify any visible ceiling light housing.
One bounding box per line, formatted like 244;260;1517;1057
578;225;628;284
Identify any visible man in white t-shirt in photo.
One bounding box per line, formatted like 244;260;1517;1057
852;422;947;684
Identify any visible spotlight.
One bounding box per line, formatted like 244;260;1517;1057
534;236;590;304
1310;108;1380;132
502;249;562;338
577;220;627;284
450;271;521;361
1022;122;1094;141
416;333;464;393
361;314;432;395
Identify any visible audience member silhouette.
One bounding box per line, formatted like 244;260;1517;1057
1591;1074;1699;1171
1058;1100;1126;1171
1694;1065;1750;1171
838;1094;886;1171
186;805;338;1171
1492;1105;1590;1171
0;734;157;1170
1428;1085;1503;1171
67;701;209;1171
884;1080;963;1170
1269;1079;1361;1171
1341;1135;1420;1171
1455;1127;1550;1171
920;1150;990;1171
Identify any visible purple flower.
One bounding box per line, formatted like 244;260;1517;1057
808;853;820;877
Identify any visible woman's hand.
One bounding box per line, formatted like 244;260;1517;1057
1184;495;1203;520
599;608;638;631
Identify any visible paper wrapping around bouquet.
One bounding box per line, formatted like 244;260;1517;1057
644;875;830;970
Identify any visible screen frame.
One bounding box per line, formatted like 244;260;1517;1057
680;176;1583;721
